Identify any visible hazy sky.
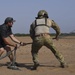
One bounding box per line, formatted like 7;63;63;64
0;0;75;34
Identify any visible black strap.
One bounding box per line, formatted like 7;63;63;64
45;18;47;26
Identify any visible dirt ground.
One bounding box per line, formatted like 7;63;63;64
0;36;75;75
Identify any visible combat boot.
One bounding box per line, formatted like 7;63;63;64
31;63;40;70
60;62;68;68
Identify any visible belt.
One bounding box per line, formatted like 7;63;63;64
35;33;50;37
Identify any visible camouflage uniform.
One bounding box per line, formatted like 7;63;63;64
30;10;67;70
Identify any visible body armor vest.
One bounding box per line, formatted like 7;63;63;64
34;18;50;35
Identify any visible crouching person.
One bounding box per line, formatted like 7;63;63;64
0;17;25;68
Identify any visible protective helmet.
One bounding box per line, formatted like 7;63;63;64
4;17;15;24
37;10;49;18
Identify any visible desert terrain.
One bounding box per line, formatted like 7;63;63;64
0;36;75;75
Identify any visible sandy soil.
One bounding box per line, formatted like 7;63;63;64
0;36;75;75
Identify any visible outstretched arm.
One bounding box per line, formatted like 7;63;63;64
10;34;26;46
9;34;20;44
2;37;16;47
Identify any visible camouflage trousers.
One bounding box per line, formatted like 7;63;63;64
31;35;65;65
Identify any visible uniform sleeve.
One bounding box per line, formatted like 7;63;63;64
51;20;61;36
30;24;35;40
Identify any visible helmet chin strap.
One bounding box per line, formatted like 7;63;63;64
42;12;44;15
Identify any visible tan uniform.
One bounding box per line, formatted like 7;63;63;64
30;18;65;66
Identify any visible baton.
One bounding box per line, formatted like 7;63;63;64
25;42;32;45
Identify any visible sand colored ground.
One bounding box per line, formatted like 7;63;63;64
0;36;75;75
